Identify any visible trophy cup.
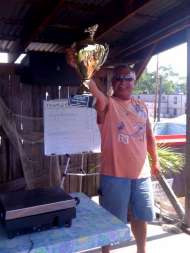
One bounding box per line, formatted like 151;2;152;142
74;24;109;90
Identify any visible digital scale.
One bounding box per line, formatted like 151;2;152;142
0;187;79;238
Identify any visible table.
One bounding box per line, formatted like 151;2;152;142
0;192;131;253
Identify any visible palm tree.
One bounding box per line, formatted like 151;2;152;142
149;145;184;175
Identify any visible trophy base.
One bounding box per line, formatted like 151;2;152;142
69;94;93;108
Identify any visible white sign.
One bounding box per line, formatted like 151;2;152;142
44;99;101;155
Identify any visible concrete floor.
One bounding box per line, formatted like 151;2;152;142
83;221;189;253
111;222;189;253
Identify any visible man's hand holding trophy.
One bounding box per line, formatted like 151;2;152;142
66;24;109;91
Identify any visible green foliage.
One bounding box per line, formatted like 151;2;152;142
149;145;184;175
134;65;186;95
178;76;186;94
134;69;156;94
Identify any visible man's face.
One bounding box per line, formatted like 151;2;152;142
112;68;136;100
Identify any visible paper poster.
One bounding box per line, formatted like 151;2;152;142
44;99;101;155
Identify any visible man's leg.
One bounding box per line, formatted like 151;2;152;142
130;177;155;253
130;216;147;253
99;175;131;253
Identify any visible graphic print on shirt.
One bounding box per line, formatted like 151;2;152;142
130;103;147;119
117;121;146;144
116;103;147;145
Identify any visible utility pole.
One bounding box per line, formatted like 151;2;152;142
154;54;159;122
157;76;162;122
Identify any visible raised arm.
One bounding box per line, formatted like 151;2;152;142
83;79;108;112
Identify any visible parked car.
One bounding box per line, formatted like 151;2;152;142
153;115;186;148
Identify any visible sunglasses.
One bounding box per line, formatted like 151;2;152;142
113;74;136;82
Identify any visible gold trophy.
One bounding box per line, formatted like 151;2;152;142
75;24;109;85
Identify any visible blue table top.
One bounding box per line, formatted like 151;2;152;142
0;192;131;253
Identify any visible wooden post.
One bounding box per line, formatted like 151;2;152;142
184;28;190;227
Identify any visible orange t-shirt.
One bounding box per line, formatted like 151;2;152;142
99;96;151;179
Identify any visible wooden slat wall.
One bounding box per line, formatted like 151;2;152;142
0;72;23;183
0;70;108;196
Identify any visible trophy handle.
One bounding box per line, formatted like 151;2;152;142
93;44;109;75
99;44;109;67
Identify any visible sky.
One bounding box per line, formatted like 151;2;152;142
0;42;187;77
0;52;8;63
147;43;187;78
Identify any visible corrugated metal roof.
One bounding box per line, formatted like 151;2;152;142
0;40;15;52
27;42;65;53
0;0;189;61
0;0;112;52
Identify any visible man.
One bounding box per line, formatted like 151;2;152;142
83;65;160;253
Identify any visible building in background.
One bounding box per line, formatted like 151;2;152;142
133;94;186;118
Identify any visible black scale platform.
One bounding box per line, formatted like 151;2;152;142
0;187;79;238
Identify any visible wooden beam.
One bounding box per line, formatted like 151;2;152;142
112;21;190;61
110;29;186;66
118;23;189;63
184;27;190;228
8;0;65;63
107;29;186;65
59;1;97;12
0;63;17;74
134;44;156;80
111;4;190;60
152;30;187;56
96;0;151;41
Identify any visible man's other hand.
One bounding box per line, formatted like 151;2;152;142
151;161;160;177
